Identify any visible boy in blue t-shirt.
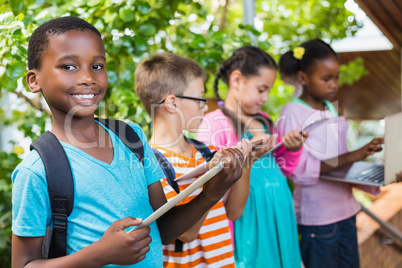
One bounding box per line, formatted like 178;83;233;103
11;16;244;267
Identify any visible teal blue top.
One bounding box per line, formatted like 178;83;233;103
12;122;164;267
233;126;301;268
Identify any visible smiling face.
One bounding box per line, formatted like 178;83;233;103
299;56;340;105
236;67;277;116
27;29;108;119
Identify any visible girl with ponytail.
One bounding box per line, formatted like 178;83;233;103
197;46;305;267
277;39;382;268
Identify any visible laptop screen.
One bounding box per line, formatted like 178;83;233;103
384;112;402;185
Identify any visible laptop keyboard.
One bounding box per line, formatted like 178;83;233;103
355;165;384;183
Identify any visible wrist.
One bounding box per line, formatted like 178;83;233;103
286;145;302;152
84;240;110;267
242;166;252;176
199;190;221;207
350;149;363;162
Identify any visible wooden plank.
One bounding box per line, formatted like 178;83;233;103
356;0;400;48
365;52;399;87
346;72;396;118
394;0;402;11
379;0;402;29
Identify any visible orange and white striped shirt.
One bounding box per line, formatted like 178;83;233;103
151;143;235;268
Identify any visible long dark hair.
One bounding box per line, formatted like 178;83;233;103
214;46;278;139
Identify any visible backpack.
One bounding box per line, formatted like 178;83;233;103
30;118;145;258
152;137;215;252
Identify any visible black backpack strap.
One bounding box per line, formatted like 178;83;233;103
152;148;183;252
152;148;178;193
185;138;216;162
95;118;144;165
30;131;74;258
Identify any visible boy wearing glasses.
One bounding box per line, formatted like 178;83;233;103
135;53;274;267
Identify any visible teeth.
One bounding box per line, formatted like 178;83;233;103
73;94;95;99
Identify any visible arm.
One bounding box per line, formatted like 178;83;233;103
198;112;250;220
12;218;151;268
265;111;305;177
320;137;383;174
320;138;383;195
224;135;277;220
177;213;209;242
160;178;208;242
274;131;306;177
150;148;244;245
224;167;251;221
396;171;402;183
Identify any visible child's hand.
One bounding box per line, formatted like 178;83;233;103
236;138;253;158
97;217;151;265
352;137;384;161
205;148;244;202
242;134;278;167
282;130;307;152
395;171;402;183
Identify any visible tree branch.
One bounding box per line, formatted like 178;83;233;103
12;91;51;117
219;0;230;30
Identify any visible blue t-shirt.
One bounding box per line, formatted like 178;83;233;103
12;122;164;267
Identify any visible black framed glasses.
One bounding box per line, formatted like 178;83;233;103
158;95;207;108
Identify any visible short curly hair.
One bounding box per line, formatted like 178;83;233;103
28;16;102;70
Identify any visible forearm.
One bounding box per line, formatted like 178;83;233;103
156;192;219;245
14;238;107;268
178;212;208;242
224;167;251;221
320;151;357;174
26;249;105;268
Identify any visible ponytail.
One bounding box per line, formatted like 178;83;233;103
278;50;300;82
213;65;225;107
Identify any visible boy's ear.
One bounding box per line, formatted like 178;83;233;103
26;70;41;93
163;95;177;114
229;70;242;90
296;71;307;85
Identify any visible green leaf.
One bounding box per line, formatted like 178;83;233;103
87;0;102;7
159;4;173;18
35;0;46;5
137;2;152;15
207;51;222;62
191;34;206;48
94;20;105;31
107;71;118;85
0;12;14;24
137;24;156;36
10;64;25;79
104;9;117;24
16;13;24;21
134;36;148;52
119;6;136;22
10;1;24;13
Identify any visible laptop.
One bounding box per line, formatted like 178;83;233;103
320;112;402;187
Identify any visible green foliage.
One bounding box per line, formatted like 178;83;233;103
0;151;21;267
0;0;368;265
339;57;369;86
257;0;361;50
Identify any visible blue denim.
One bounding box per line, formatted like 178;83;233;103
299;215;360;268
